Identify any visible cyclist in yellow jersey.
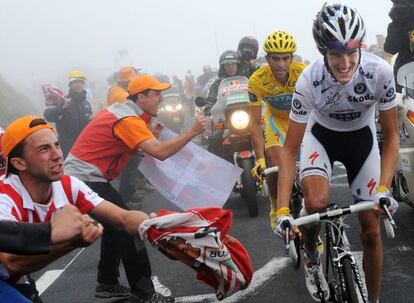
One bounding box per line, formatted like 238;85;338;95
249;30;306;231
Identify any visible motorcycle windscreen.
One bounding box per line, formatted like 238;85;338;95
397;62;414;90
211;76;249;123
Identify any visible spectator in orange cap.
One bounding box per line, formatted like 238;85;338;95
64;75;209;302
107;66;138;106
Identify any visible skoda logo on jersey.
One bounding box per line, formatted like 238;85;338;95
291;98;307;116
293;99;302;109
386;87;395;98
354;83;367;95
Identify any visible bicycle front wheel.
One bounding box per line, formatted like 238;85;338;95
341;257;359;303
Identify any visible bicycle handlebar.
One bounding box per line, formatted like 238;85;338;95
292;200;396;239
293;201;384;226
262;166;279;176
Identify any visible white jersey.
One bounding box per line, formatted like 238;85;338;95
290;52;396;131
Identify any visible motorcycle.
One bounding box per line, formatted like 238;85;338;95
392;61;414;208
158;89;185;134
195;76;260;217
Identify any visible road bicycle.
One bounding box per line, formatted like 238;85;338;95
285;198;395;302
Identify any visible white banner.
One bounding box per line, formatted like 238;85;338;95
138;128;242;210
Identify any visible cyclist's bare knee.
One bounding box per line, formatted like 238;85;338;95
360;229;381;249
304;194;329;214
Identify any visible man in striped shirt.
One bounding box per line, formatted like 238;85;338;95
0;116;149;302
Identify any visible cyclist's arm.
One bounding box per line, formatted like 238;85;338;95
378;107;399;187
249;105;265;159
277;119;307;209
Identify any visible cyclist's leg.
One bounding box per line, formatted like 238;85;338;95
264;114;287;227
299;125;332;300
347;124;382;301
299;124;332;253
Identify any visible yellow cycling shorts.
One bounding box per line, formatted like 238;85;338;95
264;111;288;149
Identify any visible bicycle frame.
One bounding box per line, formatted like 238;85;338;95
324;207;368;303
292;200;395;303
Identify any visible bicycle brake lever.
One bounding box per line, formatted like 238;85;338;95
379;198;397;229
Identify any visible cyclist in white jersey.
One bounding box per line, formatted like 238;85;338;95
275;4;399;303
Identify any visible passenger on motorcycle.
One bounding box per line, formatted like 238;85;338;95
196;65;217;95
275;4;399;302
248;30;307;231
237;36;260;78
203;50;243;157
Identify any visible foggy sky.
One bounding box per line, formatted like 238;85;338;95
0;0;392;102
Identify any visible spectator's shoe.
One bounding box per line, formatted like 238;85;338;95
130;292;175;303
303;250;330;302
95;283;130;298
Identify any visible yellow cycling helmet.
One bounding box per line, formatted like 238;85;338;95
263;31;297;54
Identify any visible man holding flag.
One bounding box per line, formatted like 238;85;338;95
64;74;208;302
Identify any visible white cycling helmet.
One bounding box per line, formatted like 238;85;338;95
313;3;366;54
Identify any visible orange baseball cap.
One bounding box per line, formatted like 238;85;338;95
119;66;138;82
2;116;55;159
128;75;171;95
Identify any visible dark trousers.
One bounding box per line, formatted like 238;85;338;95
119;154;142;202
85;182;154;298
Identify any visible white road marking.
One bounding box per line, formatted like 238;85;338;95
175;257;290;303
397;245;413;252
37;246;172;297
153;275;172;297
37;248;85;295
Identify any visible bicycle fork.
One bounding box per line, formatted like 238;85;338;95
335;252;368;303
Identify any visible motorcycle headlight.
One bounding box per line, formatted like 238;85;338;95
176;104;183;110
165;105;173;112
230;110;250;130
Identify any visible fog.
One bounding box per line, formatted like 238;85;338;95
0;0;393;105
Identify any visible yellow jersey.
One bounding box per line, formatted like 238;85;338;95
248;62;307;120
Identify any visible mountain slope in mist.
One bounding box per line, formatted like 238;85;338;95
0;76;40;127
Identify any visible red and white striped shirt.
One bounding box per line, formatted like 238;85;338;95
0;174;103;224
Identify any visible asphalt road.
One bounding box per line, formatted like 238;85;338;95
32;162;414;303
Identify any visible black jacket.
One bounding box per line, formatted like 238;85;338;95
44;89;92;157
384;0;414;91
0;222;51;254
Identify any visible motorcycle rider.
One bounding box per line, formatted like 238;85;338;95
237;36;260;78
276;4;399;302
203;50;243;157
248;30;306;232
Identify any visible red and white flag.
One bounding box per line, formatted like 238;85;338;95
139;208;253;300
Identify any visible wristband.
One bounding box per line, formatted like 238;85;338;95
376;185;389;193
275;207;291;219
